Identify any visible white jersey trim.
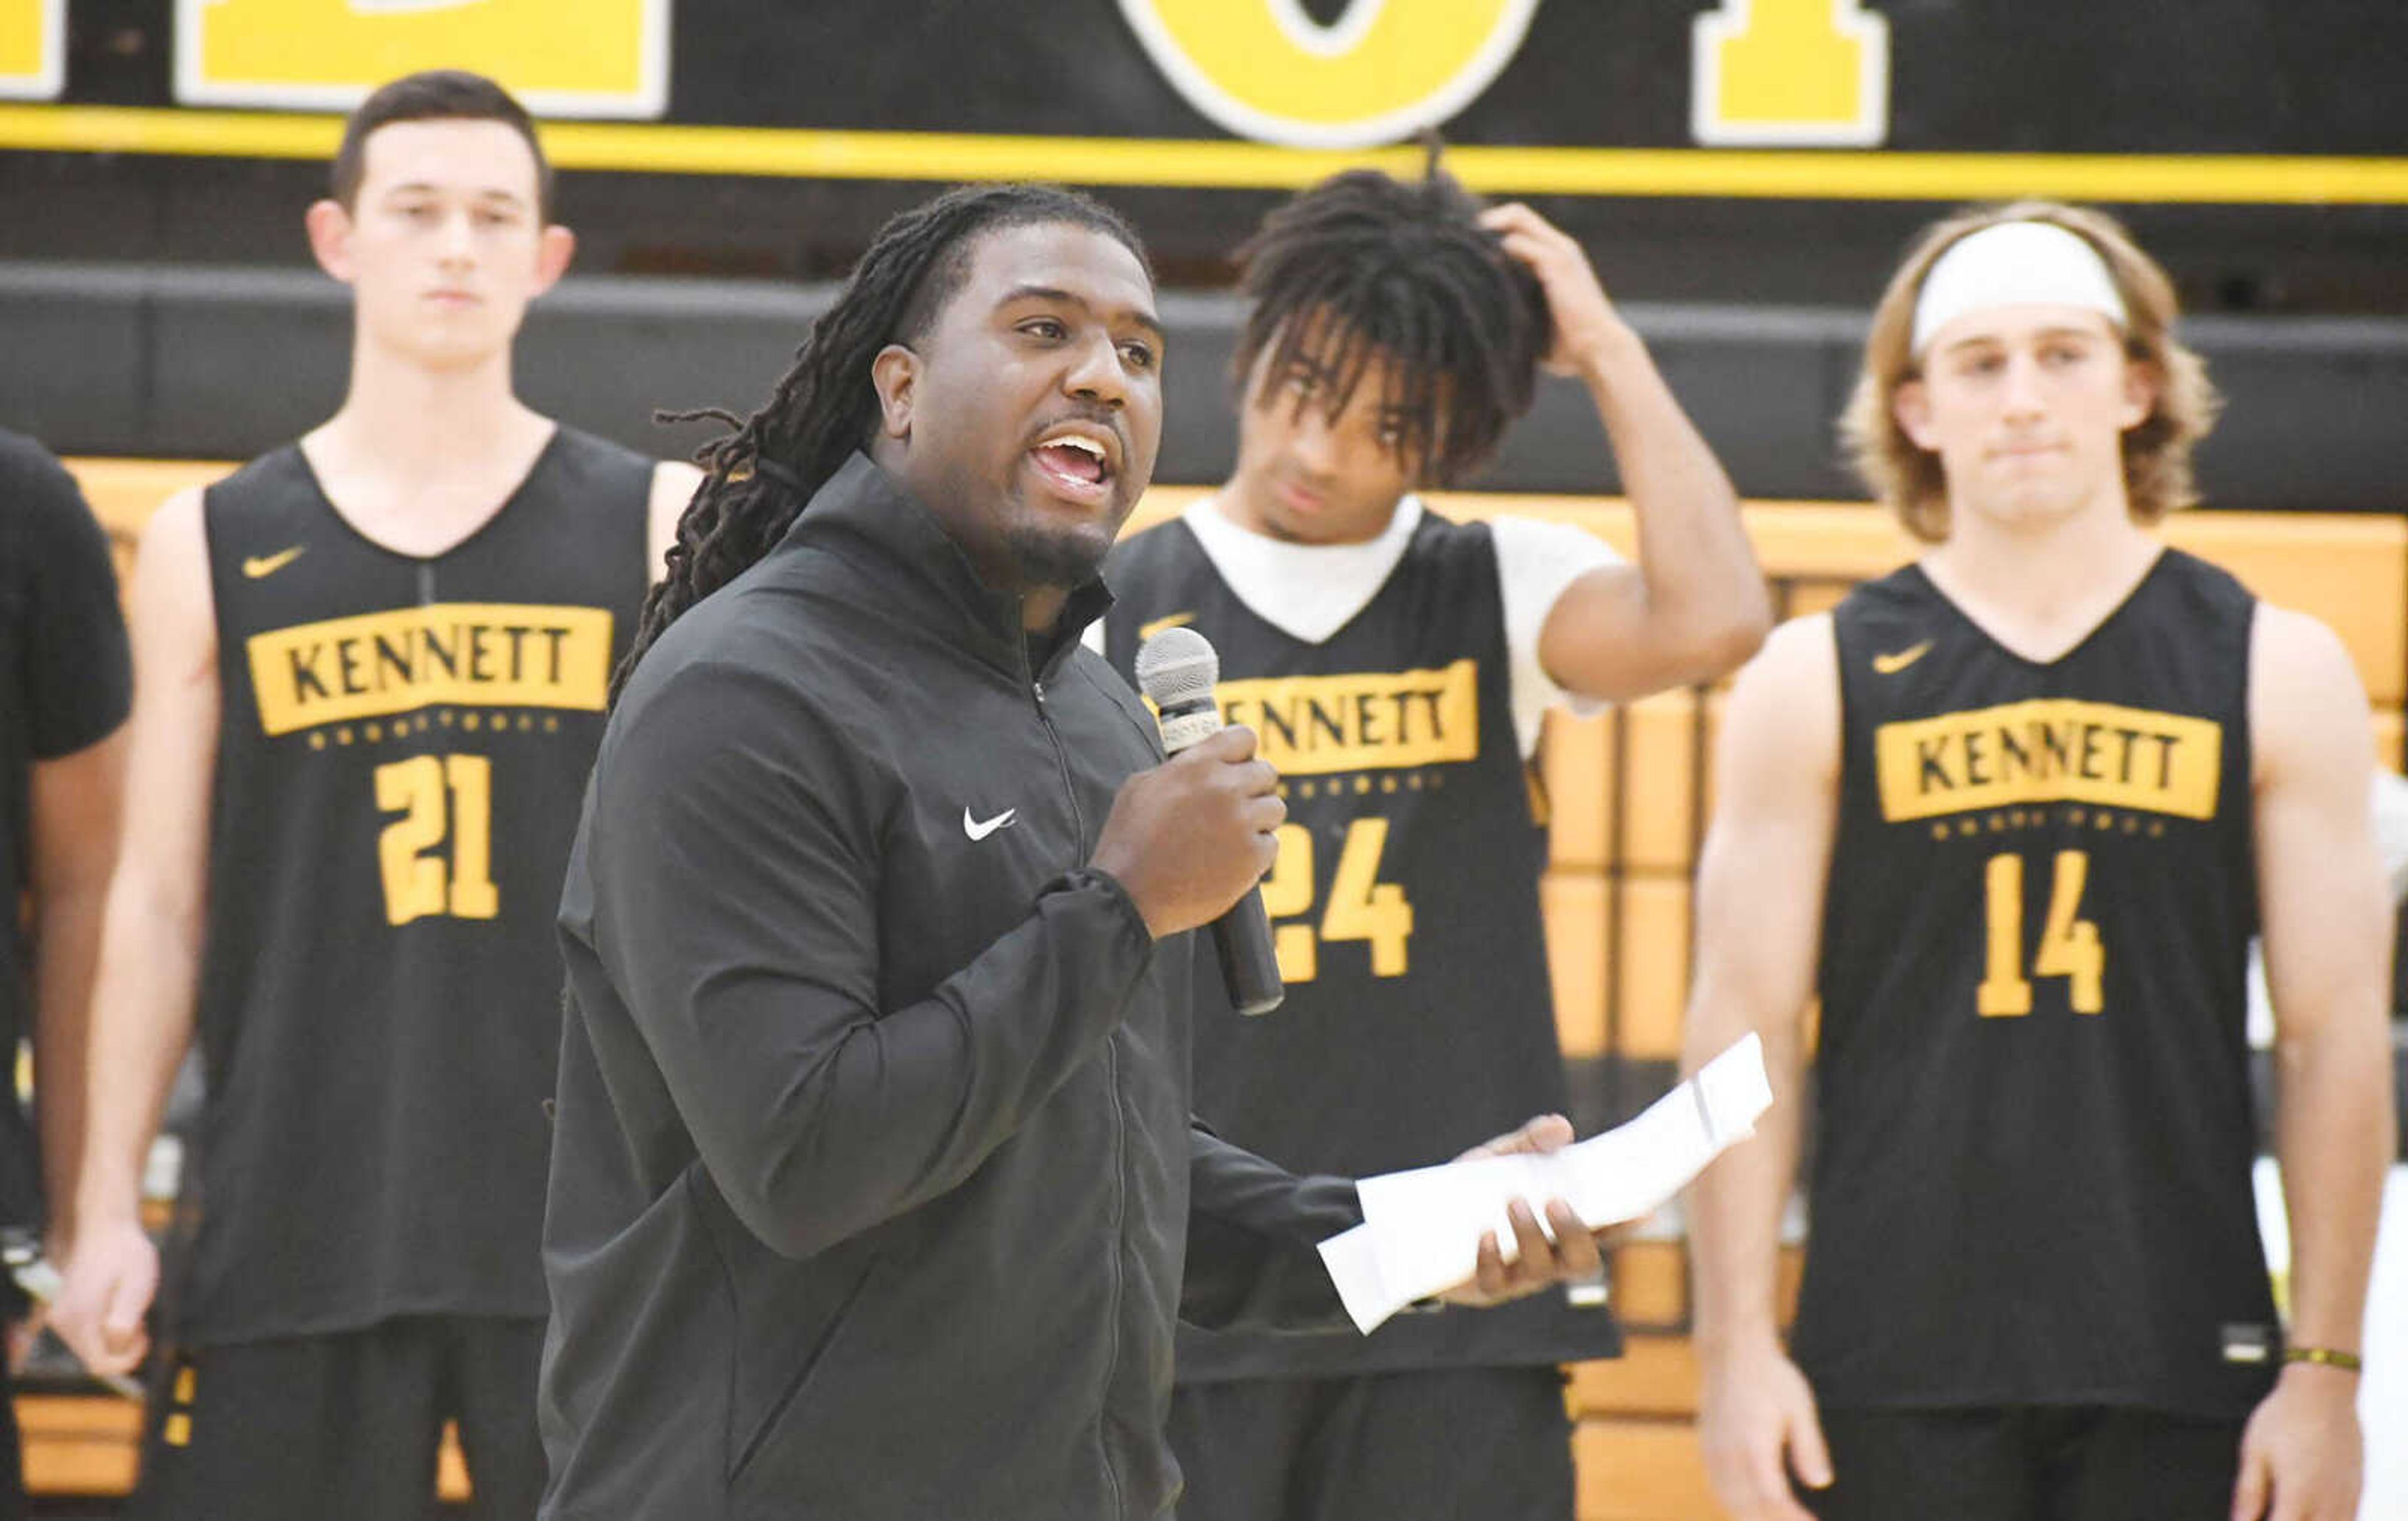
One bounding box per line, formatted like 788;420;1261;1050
1094;496;1622;757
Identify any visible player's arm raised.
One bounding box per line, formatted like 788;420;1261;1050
52;487;221;1377
1481;203;1771;701
1682;616;1843;1521
2231;604;2393;1521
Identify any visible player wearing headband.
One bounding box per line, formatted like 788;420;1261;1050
1682;202;2390;1521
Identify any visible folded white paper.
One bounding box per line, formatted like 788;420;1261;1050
1318;1033;1773;1334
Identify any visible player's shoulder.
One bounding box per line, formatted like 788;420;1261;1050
2145;545;2258;625
548;423;654;472
1831;560;1933;618
1102;505;1199;558
2156;544;2250;593
1750;611;1840;682
540;424;673;512
1101;510;1210;606
1728;613;1840;720
2250;599;2360;693
1717;613;1842;778
1400;496;1500;552
201;440;309;515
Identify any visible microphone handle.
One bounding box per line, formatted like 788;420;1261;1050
1213;884;1285;1017
1154;693;1285;1016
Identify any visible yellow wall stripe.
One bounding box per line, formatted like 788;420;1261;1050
4;105;2408;204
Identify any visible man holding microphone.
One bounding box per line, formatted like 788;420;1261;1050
541;182;1620;1520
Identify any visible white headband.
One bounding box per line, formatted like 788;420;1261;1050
1910;221;2128;355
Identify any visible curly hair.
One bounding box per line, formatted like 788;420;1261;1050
1840;200;2221;544
1230;145;1548;487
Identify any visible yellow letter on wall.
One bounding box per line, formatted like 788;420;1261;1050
174;0;671;118
0;0;65;100
1119;0;1539;150
1691;0;1888;146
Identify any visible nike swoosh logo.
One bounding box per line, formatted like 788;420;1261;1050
963;807;1017;841
1872;640;1933;675
242;545;307;579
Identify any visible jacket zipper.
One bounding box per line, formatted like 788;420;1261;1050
1031;676;1087;848
1024;643;1124;1515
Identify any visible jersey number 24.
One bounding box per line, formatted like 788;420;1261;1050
1260;818;1415;983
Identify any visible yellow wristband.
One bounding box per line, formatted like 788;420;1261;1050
2281;1346;2363;1372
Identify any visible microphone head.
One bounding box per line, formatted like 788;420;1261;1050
1134;624;1220;709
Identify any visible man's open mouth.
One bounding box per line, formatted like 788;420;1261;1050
1029;428;1117;500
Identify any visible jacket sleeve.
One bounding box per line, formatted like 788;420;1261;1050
584;658;1155;1261
1180;1125;1363;1333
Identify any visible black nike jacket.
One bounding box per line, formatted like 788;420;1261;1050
539;453;1363;1519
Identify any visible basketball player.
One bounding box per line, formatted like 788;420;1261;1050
0;429;131;1510
1097;163;1770;1521
50;71;699;1517
1684;203;2392;1521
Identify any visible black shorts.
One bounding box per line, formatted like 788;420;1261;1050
132;1315;543;1521
0;1362;23;1521
1167;1366;1575;1521
1802;1404;2246;1521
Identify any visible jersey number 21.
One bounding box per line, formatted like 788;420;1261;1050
374;754;500;925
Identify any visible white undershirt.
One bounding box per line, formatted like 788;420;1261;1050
1094;495;1622;757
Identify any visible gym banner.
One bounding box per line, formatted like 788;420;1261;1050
3;1;2403;202
0;0;63;100
174;0;670;117
1116;0;1546;150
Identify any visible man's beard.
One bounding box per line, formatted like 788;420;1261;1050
1003;520;1112;591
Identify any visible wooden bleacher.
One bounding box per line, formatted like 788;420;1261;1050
56;461;2408;1518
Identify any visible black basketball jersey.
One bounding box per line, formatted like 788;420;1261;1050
1103;508;1620;1380
190;428;651;1345
1798;549;2276;1418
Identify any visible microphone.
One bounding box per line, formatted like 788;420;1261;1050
1134;626;1285;1018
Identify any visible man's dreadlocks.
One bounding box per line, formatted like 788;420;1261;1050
1232;148;1549;488
613;182;1149;704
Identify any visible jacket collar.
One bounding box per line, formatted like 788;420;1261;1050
783;451;1114;681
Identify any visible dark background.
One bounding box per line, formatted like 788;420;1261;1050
4;1;2404;497
10;0;2408;308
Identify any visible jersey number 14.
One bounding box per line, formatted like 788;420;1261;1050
1978;850;2104;1016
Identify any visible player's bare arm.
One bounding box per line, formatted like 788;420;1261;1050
645;459;705;582
1481;202;1770;702
51;487;222;1377
26;717;127;1258
2231;603;2392;1521
1681;615;1844;1521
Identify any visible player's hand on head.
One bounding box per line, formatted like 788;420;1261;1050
2230;1367;2362;1521
50;1215;159;1377
1090;725;1282;939
1477;203;1628;379
1698;1342;1831;1521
